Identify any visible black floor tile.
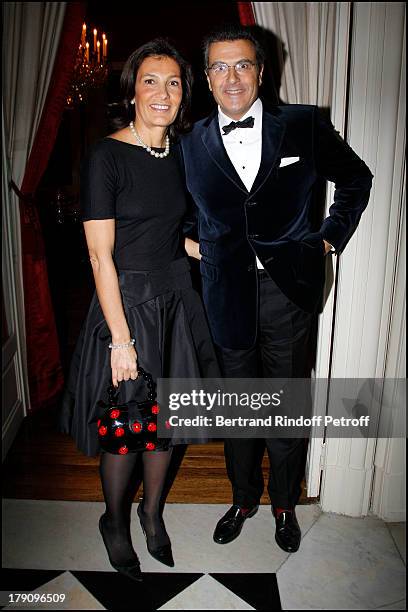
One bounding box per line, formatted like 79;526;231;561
0;568;66;609
72;570;204;610
210;573;282;610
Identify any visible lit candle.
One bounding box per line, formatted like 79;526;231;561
102;34;106;62
81;23;86;46
93;28;97;53
97;40;101;64
85;41;89;63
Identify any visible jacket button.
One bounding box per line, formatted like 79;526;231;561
246;201;257;207
248;233;260;239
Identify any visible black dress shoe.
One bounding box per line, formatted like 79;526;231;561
98;514;143;582
213;504;258;544
137;504;175;567
273;509;301;553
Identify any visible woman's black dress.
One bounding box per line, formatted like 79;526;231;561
59;138;219;456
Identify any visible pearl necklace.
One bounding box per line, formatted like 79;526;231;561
129;121;170;158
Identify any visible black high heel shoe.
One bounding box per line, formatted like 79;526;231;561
99;514;143;582
137;503;174;567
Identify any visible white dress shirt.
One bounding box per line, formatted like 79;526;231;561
218;97;264;268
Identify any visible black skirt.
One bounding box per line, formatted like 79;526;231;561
58;257;220;456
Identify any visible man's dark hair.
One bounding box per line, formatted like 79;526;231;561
109;38;193;139
202;24;266;70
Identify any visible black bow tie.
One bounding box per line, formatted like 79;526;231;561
222;116;255;135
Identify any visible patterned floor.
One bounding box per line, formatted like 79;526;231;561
1;501;406;610
0;569;281;610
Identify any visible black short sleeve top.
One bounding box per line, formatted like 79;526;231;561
80;138;187;270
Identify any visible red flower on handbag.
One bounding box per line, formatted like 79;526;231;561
98;366;167;453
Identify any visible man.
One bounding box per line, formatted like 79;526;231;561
181;25;373;553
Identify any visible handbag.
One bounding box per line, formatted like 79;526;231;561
96;366;168;454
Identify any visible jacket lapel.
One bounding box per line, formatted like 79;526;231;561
250;108;286;196
200;105;286;197
201;111;248;194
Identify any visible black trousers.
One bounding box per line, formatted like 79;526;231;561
216;270;313;509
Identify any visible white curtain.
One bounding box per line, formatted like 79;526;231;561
3;2;67;172
252;2;337;106
2;2;66;410
319;2;406;518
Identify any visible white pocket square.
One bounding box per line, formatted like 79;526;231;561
279;156;300;167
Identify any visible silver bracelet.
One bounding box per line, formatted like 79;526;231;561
108;338;135;350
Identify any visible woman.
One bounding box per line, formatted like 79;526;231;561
59;39;217;582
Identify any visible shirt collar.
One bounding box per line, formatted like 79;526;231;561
218;98;263;135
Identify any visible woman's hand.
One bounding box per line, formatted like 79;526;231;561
185;237;201;260
111;345;138;387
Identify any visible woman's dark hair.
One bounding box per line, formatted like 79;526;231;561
109;38;193;140
202;24;265;70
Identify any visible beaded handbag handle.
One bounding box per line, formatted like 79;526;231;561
107;365;156;404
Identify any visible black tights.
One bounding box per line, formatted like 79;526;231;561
99;448;173;565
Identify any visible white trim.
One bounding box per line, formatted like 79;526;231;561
2;353;25;462
372;117;406;521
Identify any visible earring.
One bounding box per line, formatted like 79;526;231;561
130;99;135;105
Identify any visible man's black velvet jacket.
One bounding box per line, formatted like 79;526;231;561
180;102;373;349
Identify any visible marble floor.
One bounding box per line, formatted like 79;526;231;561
1;501;406;610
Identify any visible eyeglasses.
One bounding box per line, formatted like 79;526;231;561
207;60;258;75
